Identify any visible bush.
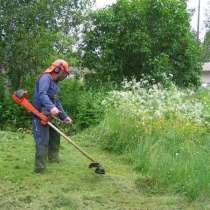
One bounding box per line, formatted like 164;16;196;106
0;96;31;130
60;79;107;132
0;72;38;130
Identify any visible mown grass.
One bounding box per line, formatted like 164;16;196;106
1;130;210;209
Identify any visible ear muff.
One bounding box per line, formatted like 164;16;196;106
54;67;61;73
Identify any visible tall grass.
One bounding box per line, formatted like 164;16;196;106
89;78;210;200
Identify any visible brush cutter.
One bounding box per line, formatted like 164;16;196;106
12;89;105;175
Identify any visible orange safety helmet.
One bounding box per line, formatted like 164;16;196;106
44;59;70;75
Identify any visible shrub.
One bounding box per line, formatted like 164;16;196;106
60;79;107;132
0;96;31;130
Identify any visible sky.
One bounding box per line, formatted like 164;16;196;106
95;0;209;40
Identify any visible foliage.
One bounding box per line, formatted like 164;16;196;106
81;0;202;87
0;0;94;92
86;78;210;199
203;30;210;62
0;74;4;99
59;79;107;133
0;96;31;130
205;1;210;31
0;78;107;132
0;0;95;129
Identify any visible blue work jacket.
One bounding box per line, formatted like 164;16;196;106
33;73;68;120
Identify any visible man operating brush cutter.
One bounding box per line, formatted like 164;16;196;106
32;59;72;173
12;59;105;175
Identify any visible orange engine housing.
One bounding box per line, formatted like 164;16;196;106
12;90;49;125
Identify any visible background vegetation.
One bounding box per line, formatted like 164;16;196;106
1;0;210;204
83;78;210;200
82;0;202;87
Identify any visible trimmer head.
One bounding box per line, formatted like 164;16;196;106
89;162;105;175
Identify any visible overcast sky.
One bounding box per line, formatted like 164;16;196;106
95;0;210;40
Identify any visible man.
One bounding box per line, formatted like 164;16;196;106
32;59;72;173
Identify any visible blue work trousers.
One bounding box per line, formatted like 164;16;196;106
32;116;60;171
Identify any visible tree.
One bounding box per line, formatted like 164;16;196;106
0;0;94;92
203;31;210;62
203;0;210;62
81;0;202;87
205;0;210;30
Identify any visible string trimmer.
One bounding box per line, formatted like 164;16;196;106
12;89;105;175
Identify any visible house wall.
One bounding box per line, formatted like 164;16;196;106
201;71;210;85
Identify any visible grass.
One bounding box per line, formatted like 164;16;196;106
1;130;210;209
88;107;210;200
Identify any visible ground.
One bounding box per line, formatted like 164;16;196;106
0;130;210;210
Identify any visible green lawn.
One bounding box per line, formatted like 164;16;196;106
0;130;210;210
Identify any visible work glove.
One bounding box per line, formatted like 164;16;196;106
63;116;72;124
50;106;60;116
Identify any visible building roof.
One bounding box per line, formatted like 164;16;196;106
203;62;210;72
